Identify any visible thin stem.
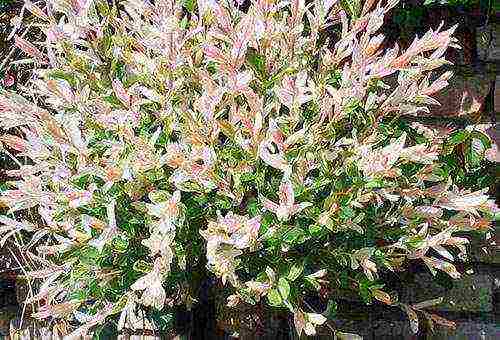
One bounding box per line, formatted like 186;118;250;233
0;12;31;72
0;266;22;273
1;147;23;168
7;246;30;331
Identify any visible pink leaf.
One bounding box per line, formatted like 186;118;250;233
258;140;289;171
14;35;48;64
112;79;131;107
278;176;295;208
47;79;75;104
2;72;15;87
260;195;279;215
24;0;49;21
0;134;27;152
293;310;306;337
211;2;232;33
203;44;228;65
231;16;254;67
423;256;461;279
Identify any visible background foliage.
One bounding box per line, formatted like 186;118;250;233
0;0;498;338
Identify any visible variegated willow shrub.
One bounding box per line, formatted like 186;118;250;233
0;0;497;337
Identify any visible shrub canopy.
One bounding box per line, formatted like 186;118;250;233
0;0;497;337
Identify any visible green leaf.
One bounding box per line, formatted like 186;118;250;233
182;0;195;13
283;227;307;245
305;277;321;291
465;139;483;168
448;130;469;146
80;247;100;265
247;48;266;77
179;16;189;29
278;277;290;300
288;263;304;282
365;179;384;189
246;198;259;217
112;236;129;253
470;130;492;150
325;299;338;319
406;236;426;250
96;0;110;15
68;289;86;301
336;331;363;340
214;195;232;210
238;288;257;305
103;94;122;107
308;224;323;236
340;0;361;18
112;294;129;314
47;70;77;87
133;260;153;273
340;206;355;220
151;312;175;331
267;289;283;307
